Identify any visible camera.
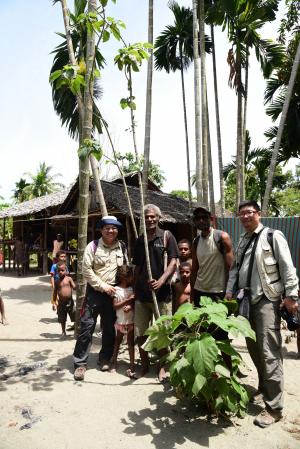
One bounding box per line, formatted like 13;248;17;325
280;307;299;331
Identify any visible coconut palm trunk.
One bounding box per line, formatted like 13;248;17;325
199;0;209;208
142;0;153;203
235;48;243;211
192;0;202;204
179;46;192;211
241;51;249;202
262;41;300;215
206;96;215;215
210;22;225;216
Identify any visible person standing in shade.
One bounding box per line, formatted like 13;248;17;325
73;216;127;381
52;234;64;263
133;204;179;381
226;200;299;428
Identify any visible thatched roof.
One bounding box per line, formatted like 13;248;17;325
56;179;191;223
0;186;72;219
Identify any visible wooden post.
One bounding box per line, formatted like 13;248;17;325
42;217;48;274
125;215;132;261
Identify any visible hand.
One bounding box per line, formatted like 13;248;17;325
149;278;163;291
281;297;299;315
103;284;116;296
127;293;135;301
52;304;57;311
123;305;132;313
225;292;233;300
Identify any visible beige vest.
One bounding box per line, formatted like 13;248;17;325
194;230;226;293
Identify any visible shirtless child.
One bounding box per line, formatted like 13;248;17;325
53;262;75;338
173;262;191;312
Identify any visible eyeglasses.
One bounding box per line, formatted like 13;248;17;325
102;226;118;231
238;210;258;217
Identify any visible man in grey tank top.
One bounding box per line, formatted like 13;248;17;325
190;206;233;306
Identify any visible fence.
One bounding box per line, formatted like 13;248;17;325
215;217;300;278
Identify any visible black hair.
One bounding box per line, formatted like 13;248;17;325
178;239;191;248
238;200;261;212
179;261;192;270
56;261;67;269
56;250;66;257
116;265;134;283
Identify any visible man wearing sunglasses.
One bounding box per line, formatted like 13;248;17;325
226;200;299;428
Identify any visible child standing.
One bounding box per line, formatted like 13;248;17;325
173;262;191;312
50;250;69;309
53;262;75;338
110;265;136;379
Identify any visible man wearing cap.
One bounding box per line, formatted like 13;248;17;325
133;204;179;381
73;215;126;381
191;206;233;306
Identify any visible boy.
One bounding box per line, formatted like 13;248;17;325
53;262;75;338
173;262;191;311
50;250;69;308
178;239;192;265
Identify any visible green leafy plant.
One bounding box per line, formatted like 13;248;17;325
143;298;255;417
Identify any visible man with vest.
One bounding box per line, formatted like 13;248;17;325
73;215;126;381
190;206;234;306
133;204;179;381
226;200;299;428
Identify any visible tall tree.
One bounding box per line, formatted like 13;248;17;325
12;178;30;203
207;0;284;210
193;0;202;204
142;0;153;203
24;163;64;199
154;1;211;210
262;40;300;214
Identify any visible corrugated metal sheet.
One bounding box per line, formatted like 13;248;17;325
216;217;300;277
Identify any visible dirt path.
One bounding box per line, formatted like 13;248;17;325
0;273;299;449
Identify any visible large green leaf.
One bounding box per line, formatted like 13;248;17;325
226;315;256;340
185;334;218;376
192;373;207;395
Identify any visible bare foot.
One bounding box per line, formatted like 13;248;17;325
126;369;138;380
110;367;117;374
158;366;169;383
2;318;8;326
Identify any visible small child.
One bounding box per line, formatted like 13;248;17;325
53;262;75;338
0;289;8;325
110;265;136;379
173;262;191;312
178;239;192;265
50;250;69;309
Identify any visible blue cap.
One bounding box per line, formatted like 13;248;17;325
96;215;123;229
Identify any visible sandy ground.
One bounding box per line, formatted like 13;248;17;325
0;272;300;449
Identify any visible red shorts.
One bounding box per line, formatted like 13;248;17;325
115;323;134;334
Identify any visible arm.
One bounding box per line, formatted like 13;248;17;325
190;241;199;303
221;231;234;279
52;283;58;310
69;276;76;290
225;258;238;300
150;232;179;291
113;296;133;310
273;231;299;314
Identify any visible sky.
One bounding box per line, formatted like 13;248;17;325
0;0;288;203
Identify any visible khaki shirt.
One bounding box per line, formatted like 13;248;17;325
82;238;125;292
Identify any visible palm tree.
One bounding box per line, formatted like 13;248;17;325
142;0;153;203
12;178;30;203
155;1;211;209
262;39;300;214
207;0;284;210
24;163;64;199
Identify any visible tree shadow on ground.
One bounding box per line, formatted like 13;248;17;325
2;283;51;304
121;388;235;449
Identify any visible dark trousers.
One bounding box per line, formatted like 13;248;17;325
73;287;116;368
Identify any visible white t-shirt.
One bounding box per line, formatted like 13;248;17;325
114;286;134;325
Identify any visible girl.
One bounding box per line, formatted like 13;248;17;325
110;265;136;379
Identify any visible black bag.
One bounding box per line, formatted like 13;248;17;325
236;229;264;320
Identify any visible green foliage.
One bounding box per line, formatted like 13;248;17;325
78;139;103;161
143;299;255;417
169;190;191;200
114;42;152;74
115;151;166;188
12;178;30;203
23;162;64;199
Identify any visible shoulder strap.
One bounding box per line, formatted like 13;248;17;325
92;239;99;254
119;240;128;264
193;235;200;251
245;228;264;289
267;228;275;256
213;229;224;254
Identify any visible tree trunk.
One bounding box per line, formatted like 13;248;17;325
199;0;208;208
192;0;202;204
179;48;192;212
206;94;215;215
89;155;107;216
262;41;300;216
142;0;153;203
128;68;160;319
211;23;225;216
235;49;243;212
241;51;249;202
